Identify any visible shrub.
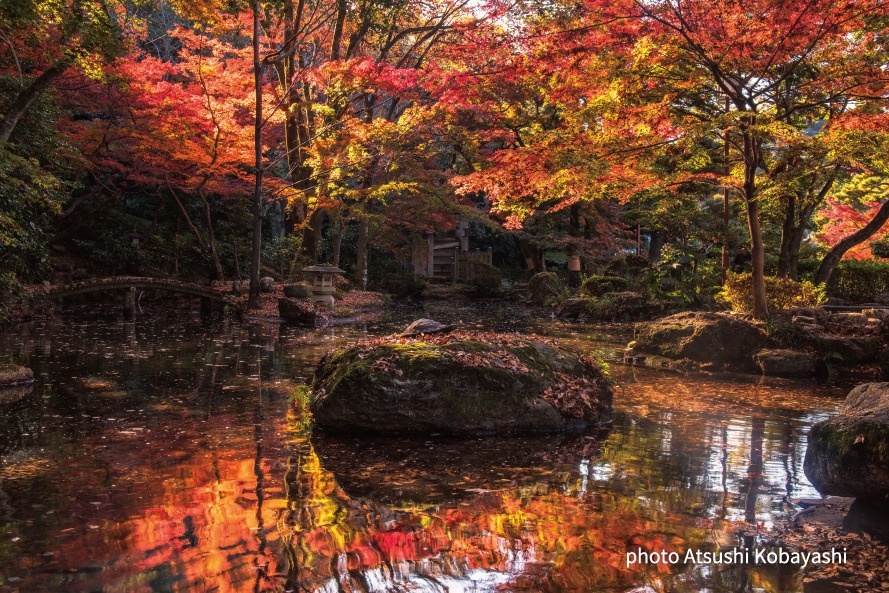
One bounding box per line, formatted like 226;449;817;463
871;238;889;259
827;260;889;303
462;259;502;289
580;275;627;297
383;274;426;298
604;254;649;277
716;271;826;314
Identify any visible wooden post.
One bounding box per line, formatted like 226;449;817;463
427;235;435;278
452;247;458;285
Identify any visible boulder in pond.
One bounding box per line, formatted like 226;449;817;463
804;382;889;500
400;318;455;337
528;272;560;306
0;364;33;387
309;331;613;435
555;297;588;320
753;349;815;377
633;312;767;369
278;297;316;325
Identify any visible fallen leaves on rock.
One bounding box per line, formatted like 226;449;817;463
765;510;889;593
351;330;610;419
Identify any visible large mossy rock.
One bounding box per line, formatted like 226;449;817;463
804;383;889;500
309;331;613;435
633;312;767;369
527;272;560;305
278;297;316;325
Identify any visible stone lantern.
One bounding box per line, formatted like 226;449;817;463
302;264;346;309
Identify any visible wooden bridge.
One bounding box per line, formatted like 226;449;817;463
43;276;239;317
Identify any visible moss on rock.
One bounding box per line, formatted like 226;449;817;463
804;382;889;499
309;331;613;435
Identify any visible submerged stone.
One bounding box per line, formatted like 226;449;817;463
0;364;33;387
309;332;613;435
400;318;455;337
804;382;889;500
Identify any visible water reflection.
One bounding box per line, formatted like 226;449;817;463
0;304;850;592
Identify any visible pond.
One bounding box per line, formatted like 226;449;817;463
0;302;848;592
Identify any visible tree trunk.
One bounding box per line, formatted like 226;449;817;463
248;1;264;309
742;125;769;318
331;218;344;267
815;199;889;286
199;192;225;281
648;230;665;262
0;57;70;143
302;207;325;263
776;194;796;278
331;0;347;60
354;217;368;289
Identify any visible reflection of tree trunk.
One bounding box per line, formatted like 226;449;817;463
720;424;728;520
355;217;368;289
744;415;765;525
252;349;267;591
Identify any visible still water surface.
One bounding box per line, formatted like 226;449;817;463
0;303;847;592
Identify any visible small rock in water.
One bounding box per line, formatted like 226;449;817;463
400;318;456;337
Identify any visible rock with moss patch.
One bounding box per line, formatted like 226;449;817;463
804;382;889;500
633;312;766;370
400;319;455;337
555;297;589;319
754;349;815;377
528;272;560;305
309;332;613;435
278;297;316;325
283;283;313;298
0;364;33;387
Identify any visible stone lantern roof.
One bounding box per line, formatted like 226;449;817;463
302;264;346;275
